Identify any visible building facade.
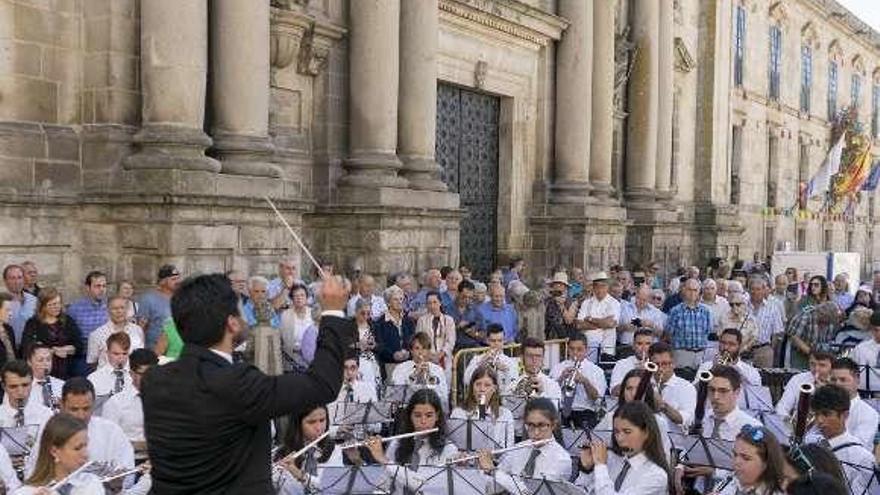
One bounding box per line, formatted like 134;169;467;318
0;0;878;292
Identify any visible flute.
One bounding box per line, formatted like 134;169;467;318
449;438;552;464
343;428;439;449
275;430;331;466
99;465;148;484
46;460;95;489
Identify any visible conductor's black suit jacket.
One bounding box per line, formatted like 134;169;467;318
142;314;355;494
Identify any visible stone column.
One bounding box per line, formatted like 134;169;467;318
125;0;219;172
551;0;593;203
398;0;446;191
210;0;279;177
655;0;674;196
341;0;407;188
589;0;615;197
625;0;659;200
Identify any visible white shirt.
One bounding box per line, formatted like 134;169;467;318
577;295;622;325
618;301;667;337
463;351;520;392
384;438;459;493
278;307;314;360
86;321;145;366
827;431;876;495
595;412;673;466
576;451;668;495
450;406;516;450
852;337;880;391
25;416;134;478
659;375;698;427
609;356;638;392
696;359;762;386
346;294;387;320
702;407;761;441
101;387;144;443
14;474;103;495
803;396;879;449
701;296;730;331
774;371;814;418
549;359;607;411
0;444;19;493
87;365;133;397
0;396;51;429
716;480;784;495
273;444;344;495
390;361;449;409
27;375;64;410
494;439;571;494
504;372;563;401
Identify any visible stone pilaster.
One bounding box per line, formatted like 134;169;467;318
398;0;446;191
625;0;659;201
589;0;615;198
655;0;674;197
211;0;279;178
550;0;592;204
125;0;219;172
340;0;408;189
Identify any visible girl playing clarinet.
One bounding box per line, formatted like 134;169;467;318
450;365;516;449
275;404;345;494
712;425;786;495
576;401;668;495
477;398;571;493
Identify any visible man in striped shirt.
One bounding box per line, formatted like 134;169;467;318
746;275;784;368
663;278;713;371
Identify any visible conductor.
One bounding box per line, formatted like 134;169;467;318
141;273;354;494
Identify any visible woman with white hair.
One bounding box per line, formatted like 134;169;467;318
374;285;415;378
719;292;759;352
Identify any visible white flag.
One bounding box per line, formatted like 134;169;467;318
805;132;846;199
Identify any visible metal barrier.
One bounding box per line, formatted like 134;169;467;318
450;338;570;407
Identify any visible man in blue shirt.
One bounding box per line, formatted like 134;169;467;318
66;270;109;375
663;278;713;371
2;264;37;343
137;265;181;348
477;283;518;343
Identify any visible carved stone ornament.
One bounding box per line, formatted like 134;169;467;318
474;60;488;89
674;37;695;73
297;26;332;76
270;6;346;75
614;26;636;111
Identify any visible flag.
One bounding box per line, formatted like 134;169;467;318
835;146;873;196
805;132;846;199
861;161;880;191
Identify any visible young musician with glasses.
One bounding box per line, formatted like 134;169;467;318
712;425;786;495
275;403;345;494
575;401;669;495
451;366;515;449
695;328;762;386
477;398;571;493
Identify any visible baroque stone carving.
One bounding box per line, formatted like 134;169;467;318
270;7;345;75
614;26;636;111
474;61;488;89
674;37;695;73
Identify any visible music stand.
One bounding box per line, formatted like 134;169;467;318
858;364;880;396
319;465;397;494
403;465;495;495
668;432;734;471
383;384;409;404
447;418;508;452
332;401;396;426
739;385;774;412
0;425;37;457
518;477;584;495
753;411;791;444
838;459;880;495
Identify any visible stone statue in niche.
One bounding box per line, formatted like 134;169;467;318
613;26;636;112
474;61;488;90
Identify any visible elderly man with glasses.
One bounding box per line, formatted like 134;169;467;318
663;278;713;373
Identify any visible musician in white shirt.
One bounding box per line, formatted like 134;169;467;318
820;358;878;449
505;337;562;400
810;384;877;495
102;348;158;446
713;424;787;495
274;403;346;495
87;296;145;369
25;377;134;480
327;358;380;440
851;316;880;393
451;365;516;449
414;291;456;380
463;324;519;391
775;350;834;419
390;333;449;409
550;334;607;428
0;361;52;480
576;401;669;495
609;329;654;395
25;343;63;411
87;332;134;398
649;342;697;428
476;398;571;494
696;328;762;386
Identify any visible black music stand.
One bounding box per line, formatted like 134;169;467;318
319;465;397;494
739;385;774;412
447;417;509;451
383;384;409;403
559;428;613;456
838;459;880;495
668;432;734;471
402;465;495;495
332;401;397;426
515;476;584;495
753;411;791;444
0;425;37;457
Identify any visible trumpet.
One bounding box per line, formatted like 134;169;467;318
562;358;584;398
512;368;539;397
714;350;735;366
408;362;440;387
449;438;551;464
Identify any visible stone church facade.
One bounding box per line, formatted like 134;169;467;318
0;0;878;292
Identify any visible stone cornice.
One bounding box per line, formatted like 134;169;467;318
438;0;567;46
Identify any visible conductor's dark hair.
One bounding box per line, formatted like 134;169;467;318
394;389;447;465
831;357;860;376
810;384;850;414
129;348;159;369
709;365;742;391
611;401;669;474
61;377;95;400
283;403;334;465
786;472;848;495
1;360;31;381
171;273;240;347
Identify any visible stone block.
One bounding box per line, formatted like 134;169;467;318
34;160;80;191
177;170;218;196
119;224;158;249
0;75;57;122
45;125;79;161
15;5;79;48
81;136;128;170
108;15;137;54
0;156;33;191
0;40;41;77
0;122;45;159
94;89;139;124
83;0;110;17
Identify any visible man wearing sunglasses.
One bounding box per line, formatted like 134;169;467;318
811;384;875;495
